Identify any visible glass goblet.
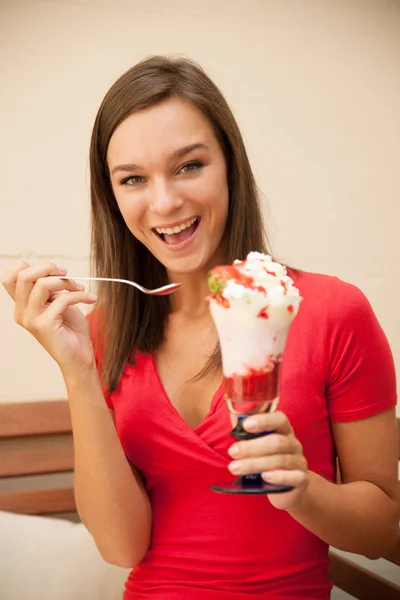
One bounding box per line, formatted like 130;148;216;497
210;362;293;495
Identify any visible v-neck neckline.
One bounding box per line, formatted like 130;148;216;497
150;354;224;433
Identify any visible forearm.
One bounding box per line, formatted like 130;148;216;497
64;368;152;567
288;471;399;558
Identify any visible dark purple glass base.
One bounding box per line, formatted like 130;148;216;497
210;415;293;495
210;478;293;495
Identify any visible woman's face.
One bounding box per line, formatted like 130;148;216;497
107;97;229;275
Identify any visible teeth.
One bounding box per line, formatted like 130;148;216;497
156;217;197;235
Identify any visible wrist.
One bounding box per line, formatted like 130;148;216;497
286;471;316;517
62;364;100;391
286;471;335;520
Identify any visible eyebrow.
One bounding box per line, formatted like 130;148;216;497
110;142;209;176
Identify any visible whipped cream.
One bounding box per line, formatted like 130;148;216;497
208;252;301;377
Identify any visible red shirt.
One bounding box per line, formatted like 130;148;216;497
97;271;397;599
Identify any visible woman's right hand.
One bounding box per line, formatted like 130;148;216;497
1;262;98;377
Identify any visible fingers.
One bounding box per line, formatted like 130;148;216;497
242;410;293;436
228;448;308;477
28;290;97;338
14;263;68;311
1;261;30;300
27;276;85;312
228;431;303;460
261;469;308;488
226;411;308;489
2;262;97;333
19;278;88;329
43;290;97;323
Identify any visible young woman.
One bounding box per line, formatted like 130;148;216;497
2;56;398;600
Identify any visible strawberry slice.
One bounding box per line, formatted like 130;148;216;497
207;265;234;295
208;264;257;295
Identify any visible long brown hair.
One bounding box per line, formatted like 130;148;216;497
89;55;270;394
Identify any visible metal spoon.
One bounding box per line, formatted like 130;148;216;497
48;276;181;296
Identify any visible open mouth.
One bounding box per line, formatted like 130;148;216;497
153;216;200;246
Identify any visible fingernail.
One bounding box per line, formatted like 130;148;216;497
262;471;275;482
76;283;85;290
228;461;242;475
88;294;98;300
57;266;68;273
244;417;257;431
228;444;239;458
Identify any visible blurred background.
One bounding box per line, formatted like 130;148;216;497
1;0;399;407
0;0;399;595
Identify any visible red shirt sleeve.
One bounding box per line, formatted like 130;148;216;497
86;310;113;409
325;278;397;421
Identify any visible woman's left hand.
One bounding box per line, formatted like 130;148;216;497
227;411;309;511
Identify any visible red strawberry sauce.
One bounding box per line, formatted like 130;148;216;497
224;361;281;402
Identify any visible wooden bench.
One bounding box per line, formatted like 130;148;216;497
0;400;399;599
0;401;75;515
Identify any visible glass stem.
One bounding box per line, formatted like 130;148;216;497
231;416;273;486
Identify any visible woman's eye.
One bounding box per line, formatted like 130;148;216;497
178;161;203;174
121;176;145;186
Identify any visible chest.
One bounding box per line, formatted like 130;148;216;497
154;322;222;429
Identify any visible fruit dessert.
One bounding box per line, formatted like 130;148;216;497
207;252;301;414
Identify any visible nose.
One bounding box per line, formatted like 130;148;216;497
150;180;183;216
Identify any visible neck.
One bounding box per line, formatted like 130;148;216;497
168;269;212;317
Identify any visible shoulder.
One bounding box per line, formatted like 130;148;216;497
288;268;372;323
288;267;365;302
289;268;394;376
288;268;396;420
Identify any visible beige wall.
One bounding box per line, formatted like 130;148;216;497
1;0;399;409
1;1;399;592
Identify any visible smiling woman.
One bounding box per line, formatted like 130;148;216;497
1;55;398;600
88;58;266;395
106;97;229;275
